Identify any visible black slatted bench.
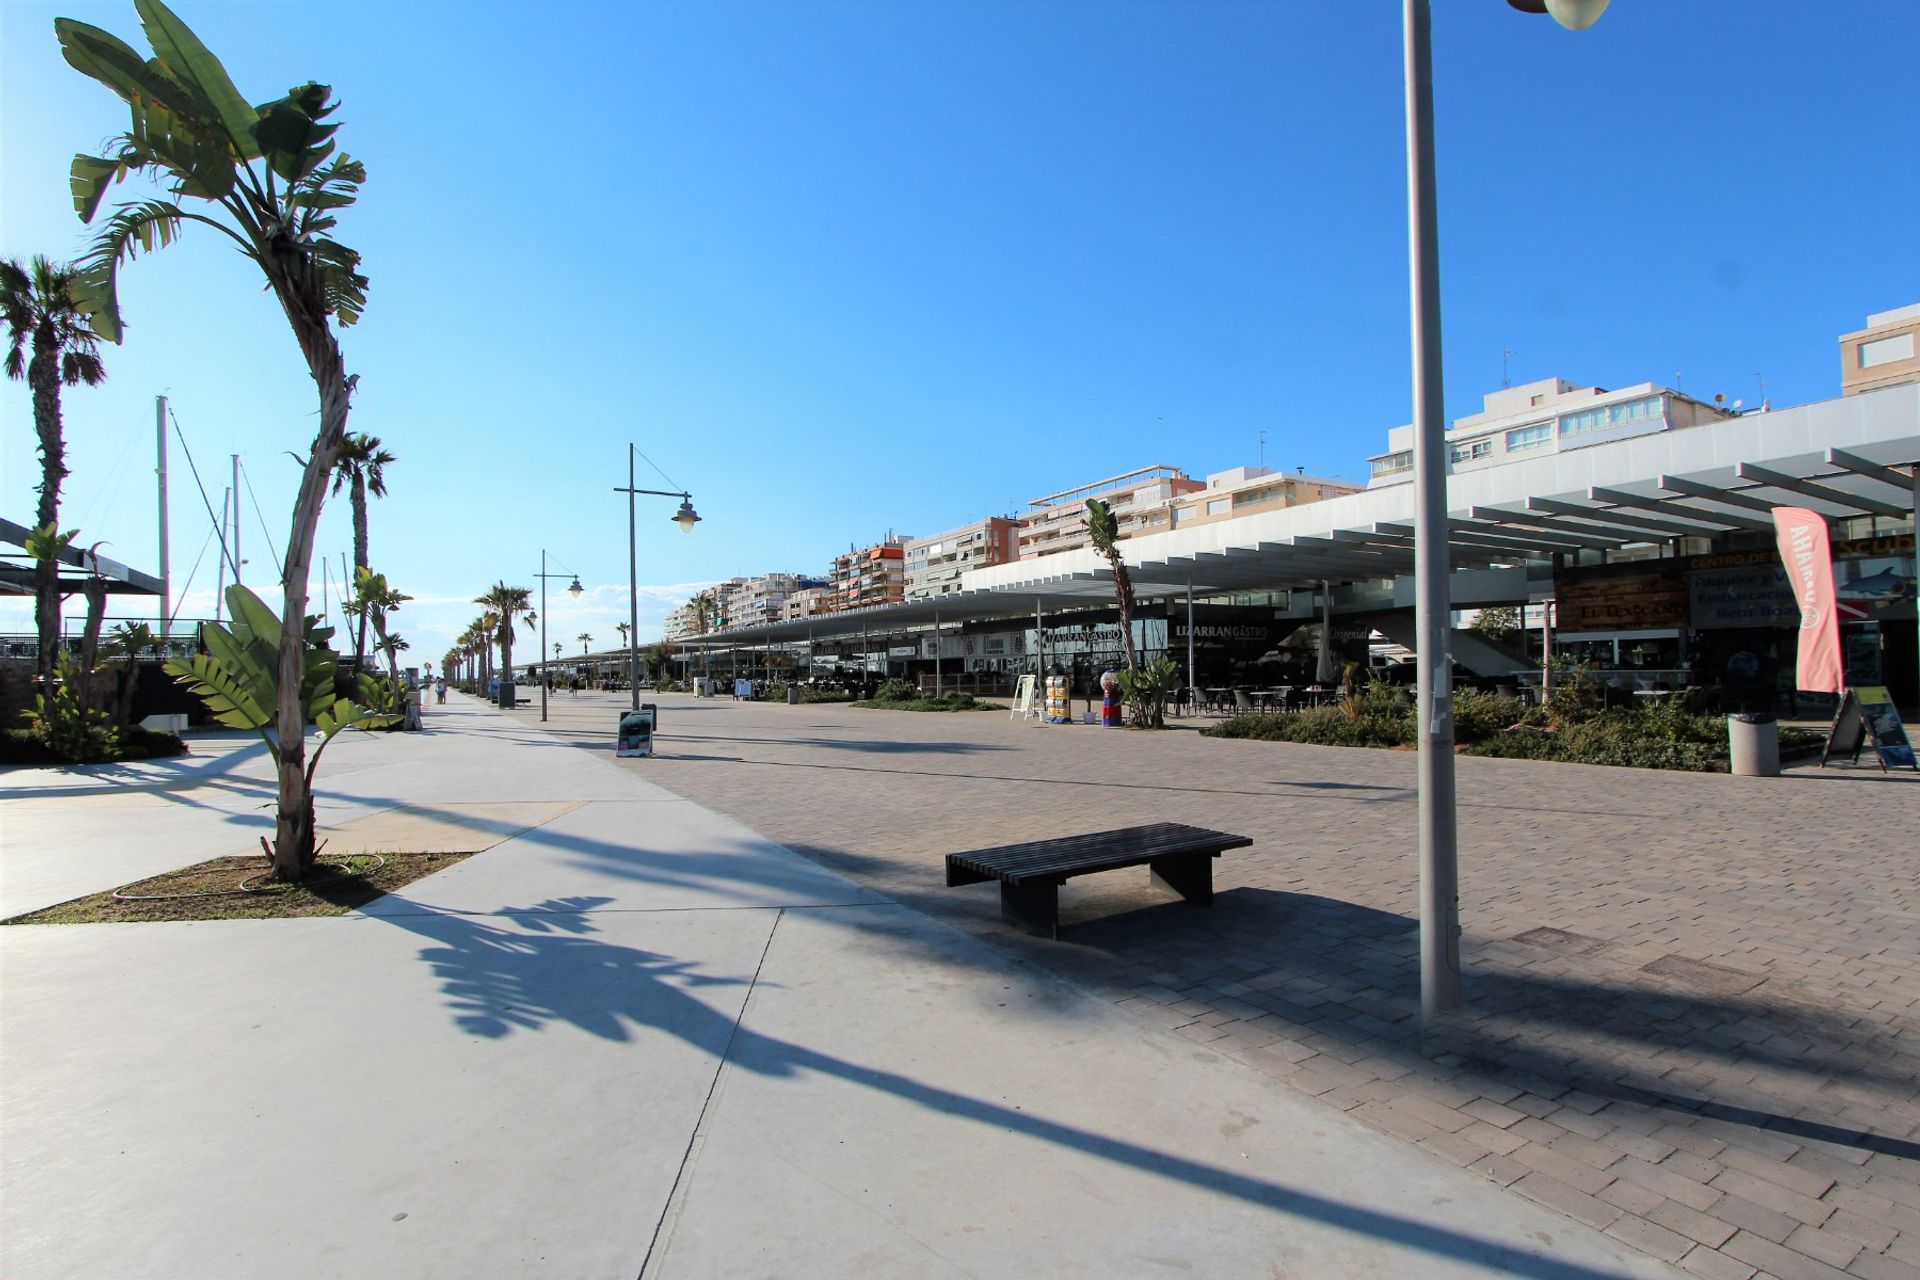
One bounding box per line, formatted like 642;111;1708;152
944;821;1253;939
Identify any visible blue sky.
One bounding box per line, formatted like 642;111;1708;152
4;0;1916;668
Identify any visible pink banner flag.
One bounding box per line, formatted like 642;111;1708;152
1771;506;1845;694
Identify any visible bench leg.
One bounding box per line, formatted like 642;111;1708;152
1000;879;1059;939
1149;856;1212;905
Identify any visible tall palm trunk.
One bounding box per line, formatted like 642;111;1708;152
29;337;67;681
350;471;370;666
270;294;351;881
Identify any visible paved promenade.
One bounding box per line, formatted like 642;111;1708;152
1;694;1681;1279
528;689;1920;1280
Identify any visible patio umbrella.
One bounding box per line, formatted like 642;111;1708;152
1315;580;1336;684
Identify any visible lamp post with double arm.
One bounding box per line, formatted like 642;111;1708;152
532;550;583;724
614;443;701;712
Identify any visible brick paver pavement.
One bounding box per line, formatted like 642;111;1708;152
533;692;1920;1279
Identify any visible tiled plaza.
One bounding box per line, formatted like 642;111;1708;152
538;691;1920;1280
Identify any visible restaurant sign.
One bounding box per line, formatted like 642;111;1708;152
1556;571;1689;631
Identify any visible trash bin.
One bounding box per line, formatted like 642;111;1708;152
498;678;516;709
1727;712;1779;777
787;685;800;705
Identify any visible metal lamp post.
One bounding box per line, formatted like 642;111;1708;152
533;550;583;723
1408;0;1606;1023
615;443;700;711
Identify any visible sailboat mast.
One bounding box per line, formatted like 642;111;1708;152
156;395;170;640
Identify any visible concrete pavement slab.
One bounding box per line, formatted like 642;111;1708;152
0;906;779;1280
357;800;886;918
648;902;1681;1280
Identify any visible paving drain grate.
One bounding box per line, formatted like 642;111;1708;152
1510;926;1609;954
1640;953;1766;997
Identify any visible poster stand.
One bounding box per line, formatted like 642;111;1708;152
1010;674;1041;722
1821;686;1918;772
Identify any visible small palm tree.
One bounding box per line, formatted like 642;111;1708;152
2;256;108;681
578;632;593;657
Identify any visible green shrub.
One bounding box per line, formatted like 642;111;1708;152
874;677;918;703
1451;689;1526;744
798;687;855;704
852;691;999;712
1203;702;1413;748
2;721;186;765
22;654;120;763
1464;709;1726;771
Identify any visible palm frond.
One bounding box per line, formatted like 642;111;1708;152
75;198;186;341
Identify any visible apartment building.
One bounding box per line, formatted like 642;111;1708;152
663;599;712;642
904;516;1021;600
1841;303;1920;396
782;586;832;622
1366;376;1736;488
724;572;826;629
1147;465;1361;534
830;534;913;610
1017;466;1204;559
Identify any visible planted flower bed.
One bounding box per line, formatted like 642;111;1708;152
1201;679;1819;772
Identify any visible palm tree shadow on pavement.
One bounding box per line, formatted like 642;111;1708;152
372;897;1666;1280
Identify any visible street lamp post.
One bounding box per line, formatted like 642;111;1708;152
614;443;701;711
533;550;583;724
1407;0;1606;1023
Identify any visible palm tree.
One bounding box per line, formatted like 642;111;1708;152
346;568;409;678
330;433;394;662
578;632;593;656
687;590;716;679
375;631;408;683
329;433;394;571
2;256;108;681
475;584;533;686
58;3;370;881
687;591;715;635
1083;498;1139;672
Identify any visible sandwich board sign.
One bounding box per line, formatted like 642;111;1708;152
1010;674;1039;721
617;704;658;758
1821;686;1917;772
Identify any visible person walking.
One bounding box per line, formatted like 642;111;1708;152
434;675;447;704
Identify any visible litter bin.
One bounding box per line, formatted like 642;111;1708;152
787;685;800;705
617;704;657;757
1727;712;1779;777
498;678;516;709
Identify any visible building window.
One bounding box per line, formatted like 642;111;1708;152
1206;498;1232;516
1370;451;1413;477
1171;506;1194;526
1448;439;1493;463
1505;422;1552;451
1860;333;1916;368
1560;395;1660;438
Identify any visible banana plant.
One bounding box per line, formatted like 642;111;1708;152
57;0;368;882
165;585;394;878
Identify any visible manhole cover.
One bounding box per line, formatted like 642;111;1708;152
1640;954;1765;997
1511;926;1609;954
